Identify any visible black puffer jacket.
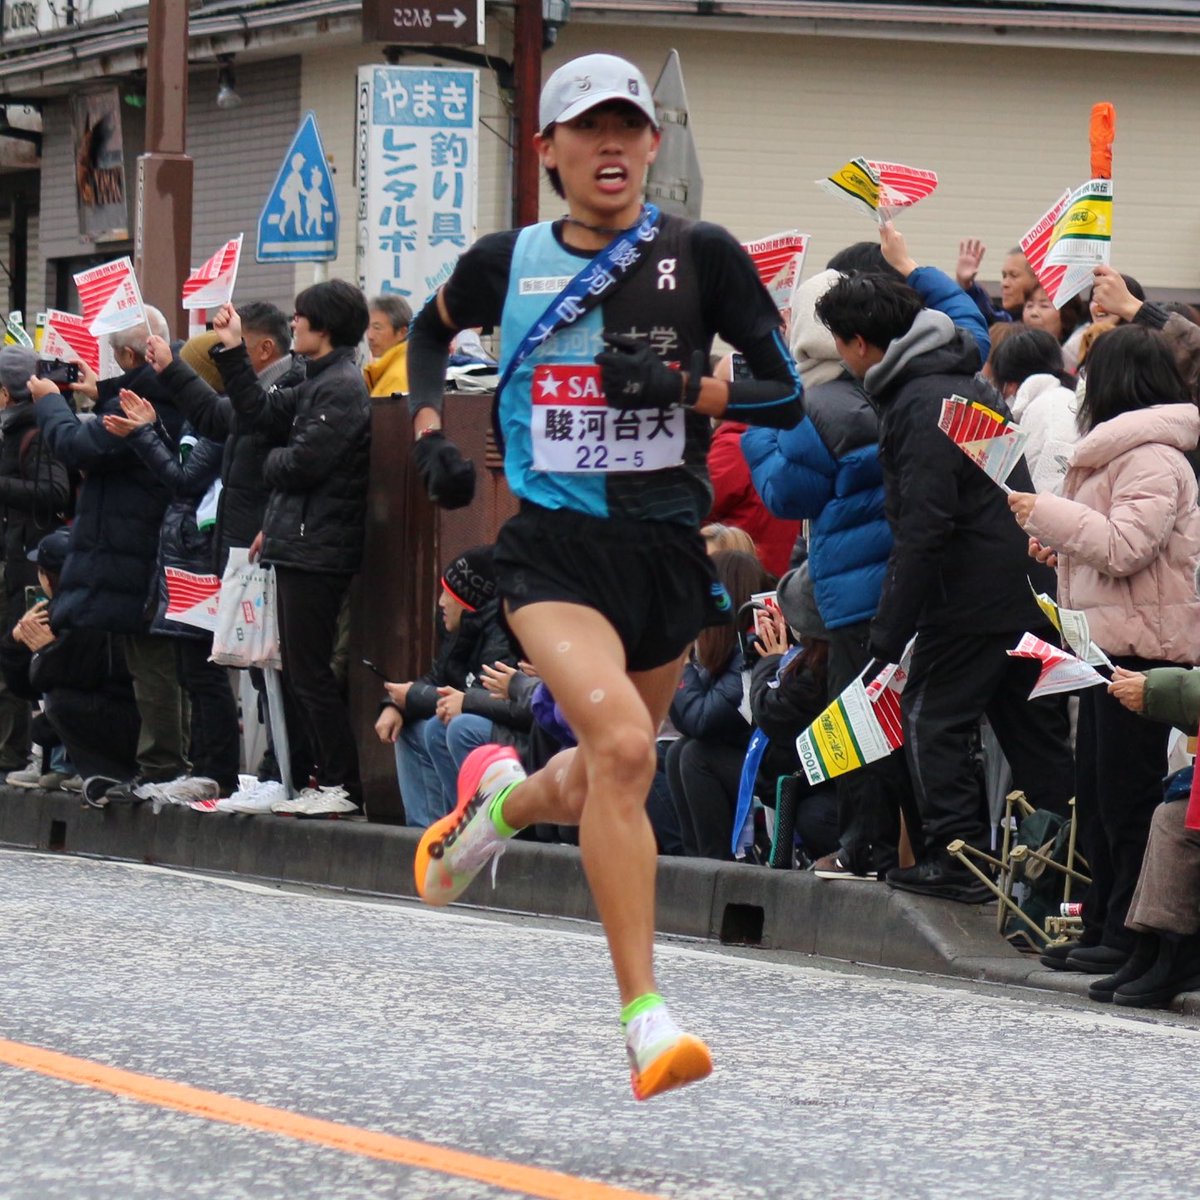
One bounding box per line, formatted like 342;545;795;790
0;625;133;705
386;600;519;721
213;343;370;574
862;311;1056;662
158;352;305;571
36;365;185;633
0;400;70;600
124;422;224;639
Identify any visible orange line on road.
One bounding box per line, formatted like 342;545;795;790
0;1037;661;1200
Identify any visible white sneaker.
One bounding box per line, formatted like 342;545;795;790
4;766;44;789
217;779;287;815
273;785;359;816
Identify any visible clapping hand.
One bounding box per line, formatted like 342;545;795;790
14;601;53;652
102;389;156;438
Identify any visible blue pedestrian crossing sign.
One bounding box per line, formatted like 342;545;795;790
256;111;339;263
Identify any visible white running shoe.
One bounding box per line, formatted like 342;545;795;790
217;779;287;815
273;785;359;817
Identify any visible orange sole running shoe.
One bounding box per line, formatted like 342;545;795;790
631;1033;714;1101
414;744;525;906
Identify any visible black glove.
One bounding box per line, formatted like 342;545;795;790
595;331;684;411
412;430;476;509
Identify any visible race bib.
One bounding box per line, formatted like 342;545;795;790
530;364;685;474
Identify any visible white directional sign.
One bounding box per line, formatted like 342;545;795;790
257;112;339;263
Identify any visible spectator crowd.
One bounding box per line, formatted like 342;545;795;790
5;208;1200;1010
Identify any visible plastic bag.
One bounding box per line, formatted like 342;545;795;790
209;548;281;670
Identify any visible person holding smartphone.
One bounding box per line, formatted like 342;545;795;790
0;346;70;783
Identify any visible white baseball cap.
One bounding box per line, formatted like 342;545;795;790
539;54;658;134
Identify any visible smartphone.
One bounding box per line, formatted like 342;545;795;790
35;358;80;387
360;657;389;679
24;586;47;612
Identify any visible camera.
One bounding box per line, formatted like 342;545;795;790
35;358;80;387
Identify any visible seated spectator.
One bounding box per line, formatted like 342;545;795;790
667;550;767;859
989;327;1079;494
0;345;70;782
375;546;519;827
208;284;372;817
747;565;843;867
701;522;757;559
102;378;239;801
0;529;138;805
1087;665;1200;1007
364;295;412;398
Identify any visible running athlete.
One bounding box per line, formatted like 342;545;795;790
406;53;803;1100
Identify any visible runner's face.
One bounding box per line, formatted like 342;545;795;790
538;103;660;228
1000;253;1036;311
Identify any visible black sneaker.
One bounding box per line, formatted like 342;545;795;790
82;776;121;809
103;776;166;804
885;856;994;904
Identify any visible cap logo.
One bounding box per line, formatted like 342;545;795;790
628;80;640;97
575;75;592;93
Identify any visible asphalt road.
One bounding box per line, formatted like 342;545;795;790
1;848;1197;1199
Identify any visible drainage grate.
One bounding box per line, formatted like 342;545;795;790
48;820;66;852
719;902;764;945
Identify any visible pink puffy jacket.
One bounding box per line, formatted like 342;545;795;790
1025;403;1200;664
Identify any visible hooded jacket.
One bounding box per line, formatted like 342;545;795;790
1024;404;1200;664
1008;373;1080;496
743;265;989;631
159;352;306;571
363;339;408;398
864;309;1054;662
213;343;371;575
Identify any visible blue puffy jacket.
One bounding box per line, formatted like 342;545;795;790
742;265;988;630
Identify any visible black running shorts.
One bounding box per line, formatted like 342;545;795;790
495;501;720;671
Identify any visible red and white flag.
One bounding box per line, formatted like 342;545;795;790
73;257;147;337
867;160;940;221
1007;632;1107;699
182;234;243;311
163;567;221;633
42;309;101;375
938;395;1029;493
742;230;810;328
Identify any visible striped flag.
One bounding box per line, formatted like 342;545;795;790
1021;179;1112;309
163;567;221;633
73;256;147;337
42;309;101;375
938;395;1029;492
182;234;243;311
1007;632;1107;699
795;646;912;785
742;230;809;330
816;157;937;225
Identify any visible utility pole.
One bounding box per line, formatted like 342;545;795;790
511;0;543;227
135;0;193;337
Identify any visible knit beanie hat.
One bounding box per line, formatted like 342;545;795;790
442;545;497;612
776;562;827;642
0;345;38;403
788;268;846;388
180;331;224;393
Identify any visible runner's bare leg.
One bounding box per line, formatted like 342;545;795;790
504;601;688;1005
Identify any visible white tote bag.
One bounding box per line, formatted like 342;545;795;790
209;548;282;670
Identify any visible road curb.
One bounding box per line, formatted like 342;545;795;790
3;786;1196;1016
